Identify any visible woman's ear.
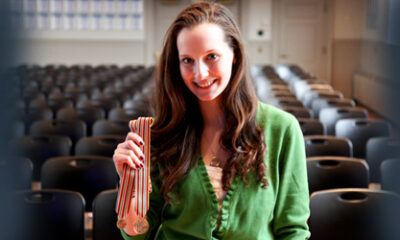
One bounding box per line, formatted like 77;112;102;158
233;56;237;64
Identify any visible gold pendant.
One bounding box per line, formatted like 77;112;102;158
210;156;220;167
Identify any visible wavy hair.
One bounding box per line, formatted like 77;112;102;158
151;1;267;202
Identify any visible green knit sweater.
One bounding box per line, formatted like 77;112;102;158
122;102;310;240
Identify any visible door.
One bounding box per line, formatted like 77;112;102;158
274;0;331;81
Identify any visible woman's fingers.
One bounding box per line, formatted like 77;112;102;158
113;133;146;177
125;132;144;147
113;132;144;176
118;148;144;168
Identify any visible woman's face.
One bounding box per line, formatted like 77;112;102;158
177;23;235;102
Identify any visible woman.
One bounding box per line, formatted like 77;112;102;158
113;2;310;239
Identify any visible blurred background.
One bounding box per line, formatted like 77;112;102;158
0;0;399;240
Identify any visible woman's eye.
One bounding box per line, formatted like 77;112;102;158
182;58;193;64
207;54;219;60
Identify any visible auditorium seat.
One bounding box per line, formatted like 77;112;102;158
296;83;333;100
266;91;297;99
309;188;400;240
311;98;355;119
103;86;131;106
281;106;312;119
304;135;353;157
307;156;369;193
11;135;72;180
366;137;400;183
56;107;105;136
275;97;303;108
47;92;74;115
41;155;118;211
319;106;368;135
64;86;89;105
92;189;124;240
292;80;327;98
21;107;53;135
380;158;400;195
22;87;45;106
335;119;391;159
75;135;125;158
268;84;291;91
92;119;130;137
302;90;343;108
11;189;85;240
108;107;145;121
28;98;49;109
298;118;325;136
77;96;120;117
30;119;87;145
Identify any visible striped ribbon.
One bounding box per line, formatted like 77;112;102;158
116;117;153;227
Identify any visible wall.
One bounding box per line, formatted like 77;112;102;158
353;0;400;127
331;0;364;98
14;0;155;67
15;0;274;67
241;0;273;65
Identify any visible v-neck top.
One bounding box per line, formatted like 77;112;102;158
205;165;227;209
121;102;311;240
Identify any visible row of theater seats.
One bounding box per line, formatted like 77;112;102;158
251;64;400;239
5;64;156;240
4;64;400;239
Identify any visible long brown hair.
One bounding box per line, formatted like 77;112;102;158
151;1;267;202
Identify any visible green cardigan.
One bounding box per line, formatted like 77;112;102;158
122;102;310;240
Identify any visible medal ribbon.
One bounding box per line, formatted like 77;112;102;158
116;117;153;224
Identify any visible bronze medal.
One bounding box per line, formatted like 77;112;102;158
134;217;149;234
116;218;127;229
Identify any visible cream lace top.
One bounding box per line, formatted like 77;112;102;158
205;165;227;210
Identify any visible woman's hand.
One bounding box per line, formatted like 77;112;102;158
113;132;145;178
113;132;149;236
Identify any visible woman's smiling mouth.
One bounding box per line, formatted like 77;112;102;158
194;79;217;88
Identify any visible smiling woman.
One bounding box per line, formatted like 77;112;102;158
177;23;235;102
112;1;311;240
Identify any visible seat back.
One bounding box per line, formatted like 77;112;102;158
381;158;400;195
57;107;105;136
11;135;72;180
307;156;369;193
336;119;391;159
303;90;343;108
92;119;130;137
319;107;368;135
92;189;124;240
41;155;117;211
108;107;144;121
22;107;53;134
309;189;400;240
304;135;353;157
281;106;312;119
366;137;400;182
30;119;87;144
311;98;355;119
12;189;85;240
298;118;325;135
75;135;125;158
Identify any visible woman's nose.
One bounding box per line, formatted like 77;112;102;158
194;60;209;80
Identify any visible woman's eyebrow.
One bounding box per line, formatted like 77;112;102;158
179;49;219;57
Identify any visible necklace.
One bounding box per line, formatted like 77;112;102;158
202;131;225;168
